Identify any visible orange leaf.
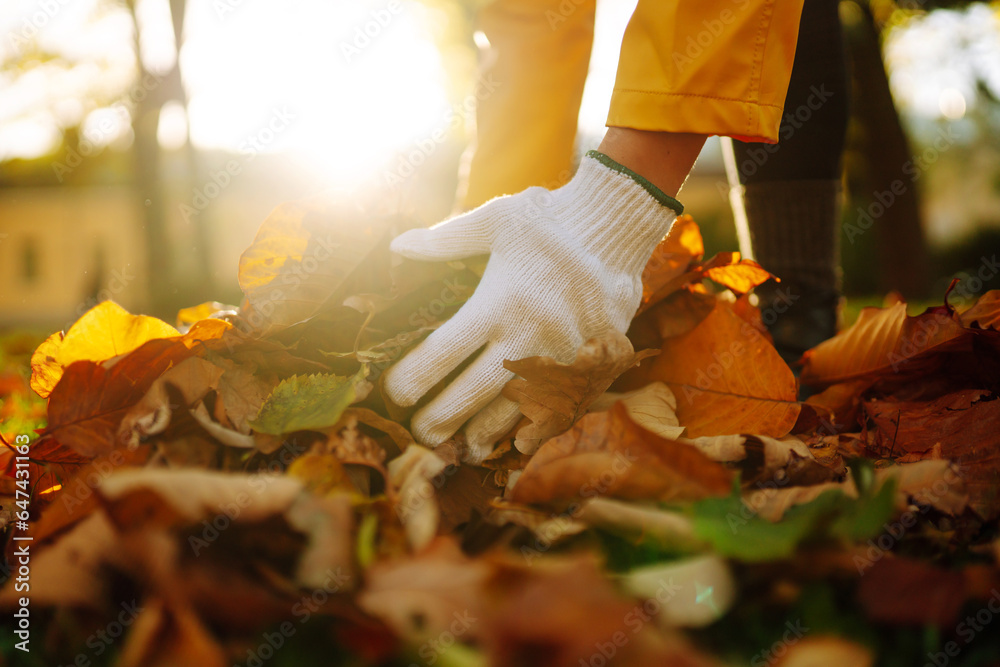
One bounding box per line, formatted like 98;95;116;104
238;196;390;332
30;302;179;398
703;259;774;294
42;321;230;458
509;403;732;505
800;302;970;386
640;215;704;306
960;290;1000;331
649;304;800;438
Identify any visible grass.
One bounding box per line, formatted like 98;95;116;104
0;330;49;442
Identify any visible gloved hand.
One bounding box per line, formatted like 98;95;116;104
383;150;682;463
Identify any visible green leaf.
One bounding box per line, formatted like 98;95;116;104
250;366;368;435
689;474;897;562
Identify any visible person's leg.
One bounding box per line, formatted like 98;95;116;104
733;0;849;366
461;0;596;210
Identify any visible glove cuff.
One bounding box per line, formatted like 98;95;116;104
584;150;684;215
557;151;682;277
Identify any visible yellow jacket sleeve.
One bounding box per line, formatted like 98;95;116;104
609;0;804;143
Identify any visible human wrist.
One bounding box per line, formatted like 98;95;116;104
585;150;684;215
559;153;679;276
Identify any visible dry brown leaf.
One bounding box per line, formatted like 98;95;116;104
118;356;226;449
876;459;968;515
117;598;228;667
649;303;800;438
502;332;656;455
702;258;774;294
864;389;1000;519
960;289;1000;330
388;445;449;550
357;537;490;641
857;557;966;628
640;214;704;307
801;302;970;386
509;403;732;505
644;288;719;340
589;382;685;440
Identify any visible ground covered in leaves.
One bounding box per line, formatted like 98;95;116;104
3;198;1000;667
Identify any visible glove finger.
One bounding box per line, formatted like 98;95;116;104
382;305;489;408
463;395;523;464
390;205;496;262
408;342;515;448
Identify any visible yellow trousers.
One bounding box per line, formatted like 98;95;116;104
463;0;805;209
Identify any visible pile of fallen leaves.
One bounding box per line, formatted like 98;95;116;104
3;196;1000;667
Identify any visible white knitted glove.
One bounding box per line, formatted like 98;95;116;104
383;150;682;463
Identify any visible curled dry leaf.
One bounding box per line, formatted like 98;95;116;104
702;258;774;295
589;382;685;440
574;497;703;552
388;445;449;550
118;356;226;449
509;403;732;505
800;302;969;386
960;289;1000;330
649;303;800;438
640;214;704;308
501;332;657;455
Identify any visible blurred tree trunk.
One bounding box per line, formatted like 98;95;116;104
128;0;210;317
843;1;931;298
169;0;214;296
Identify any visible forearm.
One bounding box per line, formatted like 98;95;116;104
598;127;707;198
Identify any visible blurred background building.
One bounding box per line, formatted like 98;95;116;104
1;0;999;326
